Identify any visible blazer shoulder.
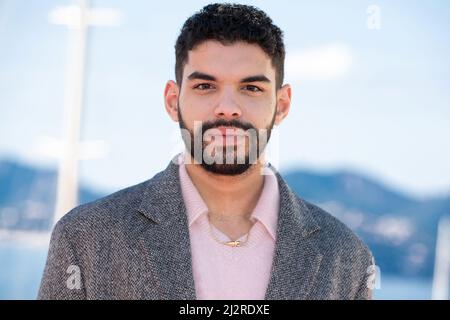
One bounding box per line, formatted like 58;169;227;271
54;178;151;234
295;196;376;300
300;197;373;263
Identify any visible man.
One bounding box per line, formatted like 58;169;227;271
38;3;374;300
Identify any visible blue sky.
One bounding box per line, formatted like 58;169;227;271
1;0;449;198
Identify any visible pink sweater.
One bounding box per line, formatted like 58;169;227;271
179;161;280;300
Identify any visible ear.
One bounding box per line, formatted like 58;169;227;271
164;80;180;122
274;84;292;125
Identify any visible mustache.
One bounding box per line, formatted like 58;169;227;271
200;119;255;134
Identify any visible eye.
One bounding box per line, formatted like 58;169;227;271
242;85;263;92
193;83;215;90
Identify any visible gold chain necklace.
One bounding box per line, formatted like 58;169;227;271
207;216;251;247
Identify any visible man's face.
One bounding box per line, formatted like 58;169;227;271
165;40;290;175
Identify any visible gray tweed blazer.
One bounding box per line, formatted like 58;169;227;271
38;160;374;300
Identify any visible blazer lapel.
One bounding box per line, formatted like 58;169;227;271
134;159;323;300
265;168;323;300
137;159;196;300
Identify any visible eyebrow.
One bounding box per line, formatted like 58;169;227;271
187;71;271;83
240;75;271;83
187;71;216;81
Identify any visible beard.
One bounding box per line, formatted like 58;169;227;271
177;103;276;176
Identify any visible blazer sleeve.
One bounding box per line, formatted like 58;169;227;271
354;252;376;300
354;275;373;300
37;219;86;300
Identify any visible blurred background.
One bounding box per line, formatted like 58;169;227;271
0;0;449;300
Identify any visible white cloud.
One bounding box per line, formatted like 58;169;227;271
373;216;414;244
34;136;109;160
285;43;354;81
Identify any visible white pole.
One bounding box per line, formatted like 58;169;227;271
49;1;120;226
431;217;450;300
54;0;88;225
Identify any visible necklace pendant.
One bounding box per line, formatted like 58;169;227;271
225;240;241;247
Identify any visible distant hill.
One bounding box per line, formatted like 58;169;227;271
1;158;449;279
283;170;450;278
0;159;104;230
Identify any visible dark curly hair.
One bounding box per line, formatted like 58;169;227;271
175;3;286;89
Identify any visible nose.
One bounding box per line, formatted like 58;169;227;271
214;86;242;120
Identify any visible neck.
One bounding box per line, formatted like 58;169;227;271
183;152;266;222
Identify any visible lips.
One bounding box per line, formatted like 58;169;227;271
203;126;247;145
214;126;245;136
